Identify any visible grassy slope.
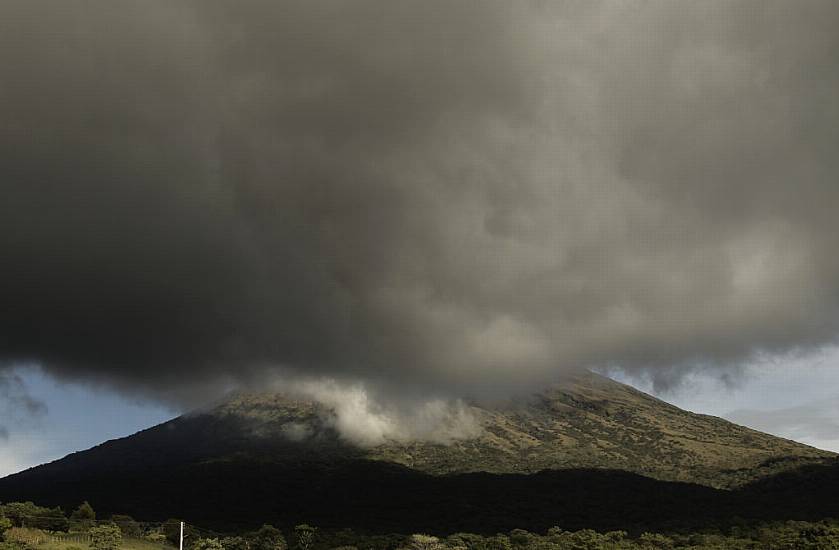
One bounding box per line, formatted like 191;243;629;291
6;529;168;550
220;372;833;488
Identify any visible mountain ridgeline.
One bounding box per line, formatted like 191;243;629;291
205;372;832;488
0;372;836;533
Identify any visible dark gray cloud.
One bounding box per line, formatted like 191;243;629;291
0;374;47;440
1;1;838;405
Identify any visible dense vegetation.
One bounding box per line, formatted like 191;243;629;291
3;500;839;550
4;457;839;534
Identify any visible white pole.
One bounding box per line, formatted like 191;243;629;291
179;522;184;550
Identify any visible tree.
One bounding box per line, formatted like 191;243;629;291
1;502;40;527
194;539;224;550
566;529;610;550
445;534;483;550
484;535;512;550
248;524;286;550
111;515;140;538
35;507;69;532
70;502;96;532
319;528;359;550
507;530;534;548
293;525;316;550
638;533;674;550
773;522;839;550
406;535;442;550
0;502;67;530
162;519;197;547
0;517;11;541
221;536;250;550
89;524;122;550
145;532;169;545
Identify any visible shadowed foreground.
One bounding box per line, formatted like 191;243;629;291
2;457;839;534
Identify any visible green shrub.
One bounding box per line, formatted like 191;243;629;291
638;532;674;549
70;502;96;532
4;527;46;546
110;515;140;538
507;530;534;548
220;536;249;550
162;519;197;547
293;526;316;550
248;524;286;550
89;524;122;550
445;533;489;550
545;528;625;550
0;518;11;541
406;535;442;550
484;535;511;550
193;538;224;550
145;533;168;545
0;503;68;531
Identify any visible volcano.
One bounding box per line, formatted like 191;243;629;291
1;372;835;533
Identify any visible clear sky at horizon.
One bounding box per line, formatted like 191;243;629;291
0;367;175;477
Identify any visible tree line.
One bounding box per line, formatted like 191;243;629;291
3;500;839;550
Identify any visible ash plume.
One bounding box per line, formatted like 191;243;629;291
0;373;47;441
1;1;839;410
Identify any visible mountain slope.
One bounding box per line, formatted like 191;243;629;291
215;371;832;488
0;372;834;532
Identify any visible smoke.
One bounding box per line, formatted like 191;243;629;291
286;379;483;446
1;1;839;409
0;373;47;442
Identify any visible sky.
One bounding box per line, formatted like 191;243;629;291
0;367;173;477
1;1;838;474
609;346;839;454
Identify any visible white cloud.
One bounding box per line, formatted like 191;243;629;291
284;378;483;447
0;436;46;477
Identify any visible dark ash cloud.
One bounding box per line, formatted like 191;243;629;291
1;1;839;406
0;373;47;440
